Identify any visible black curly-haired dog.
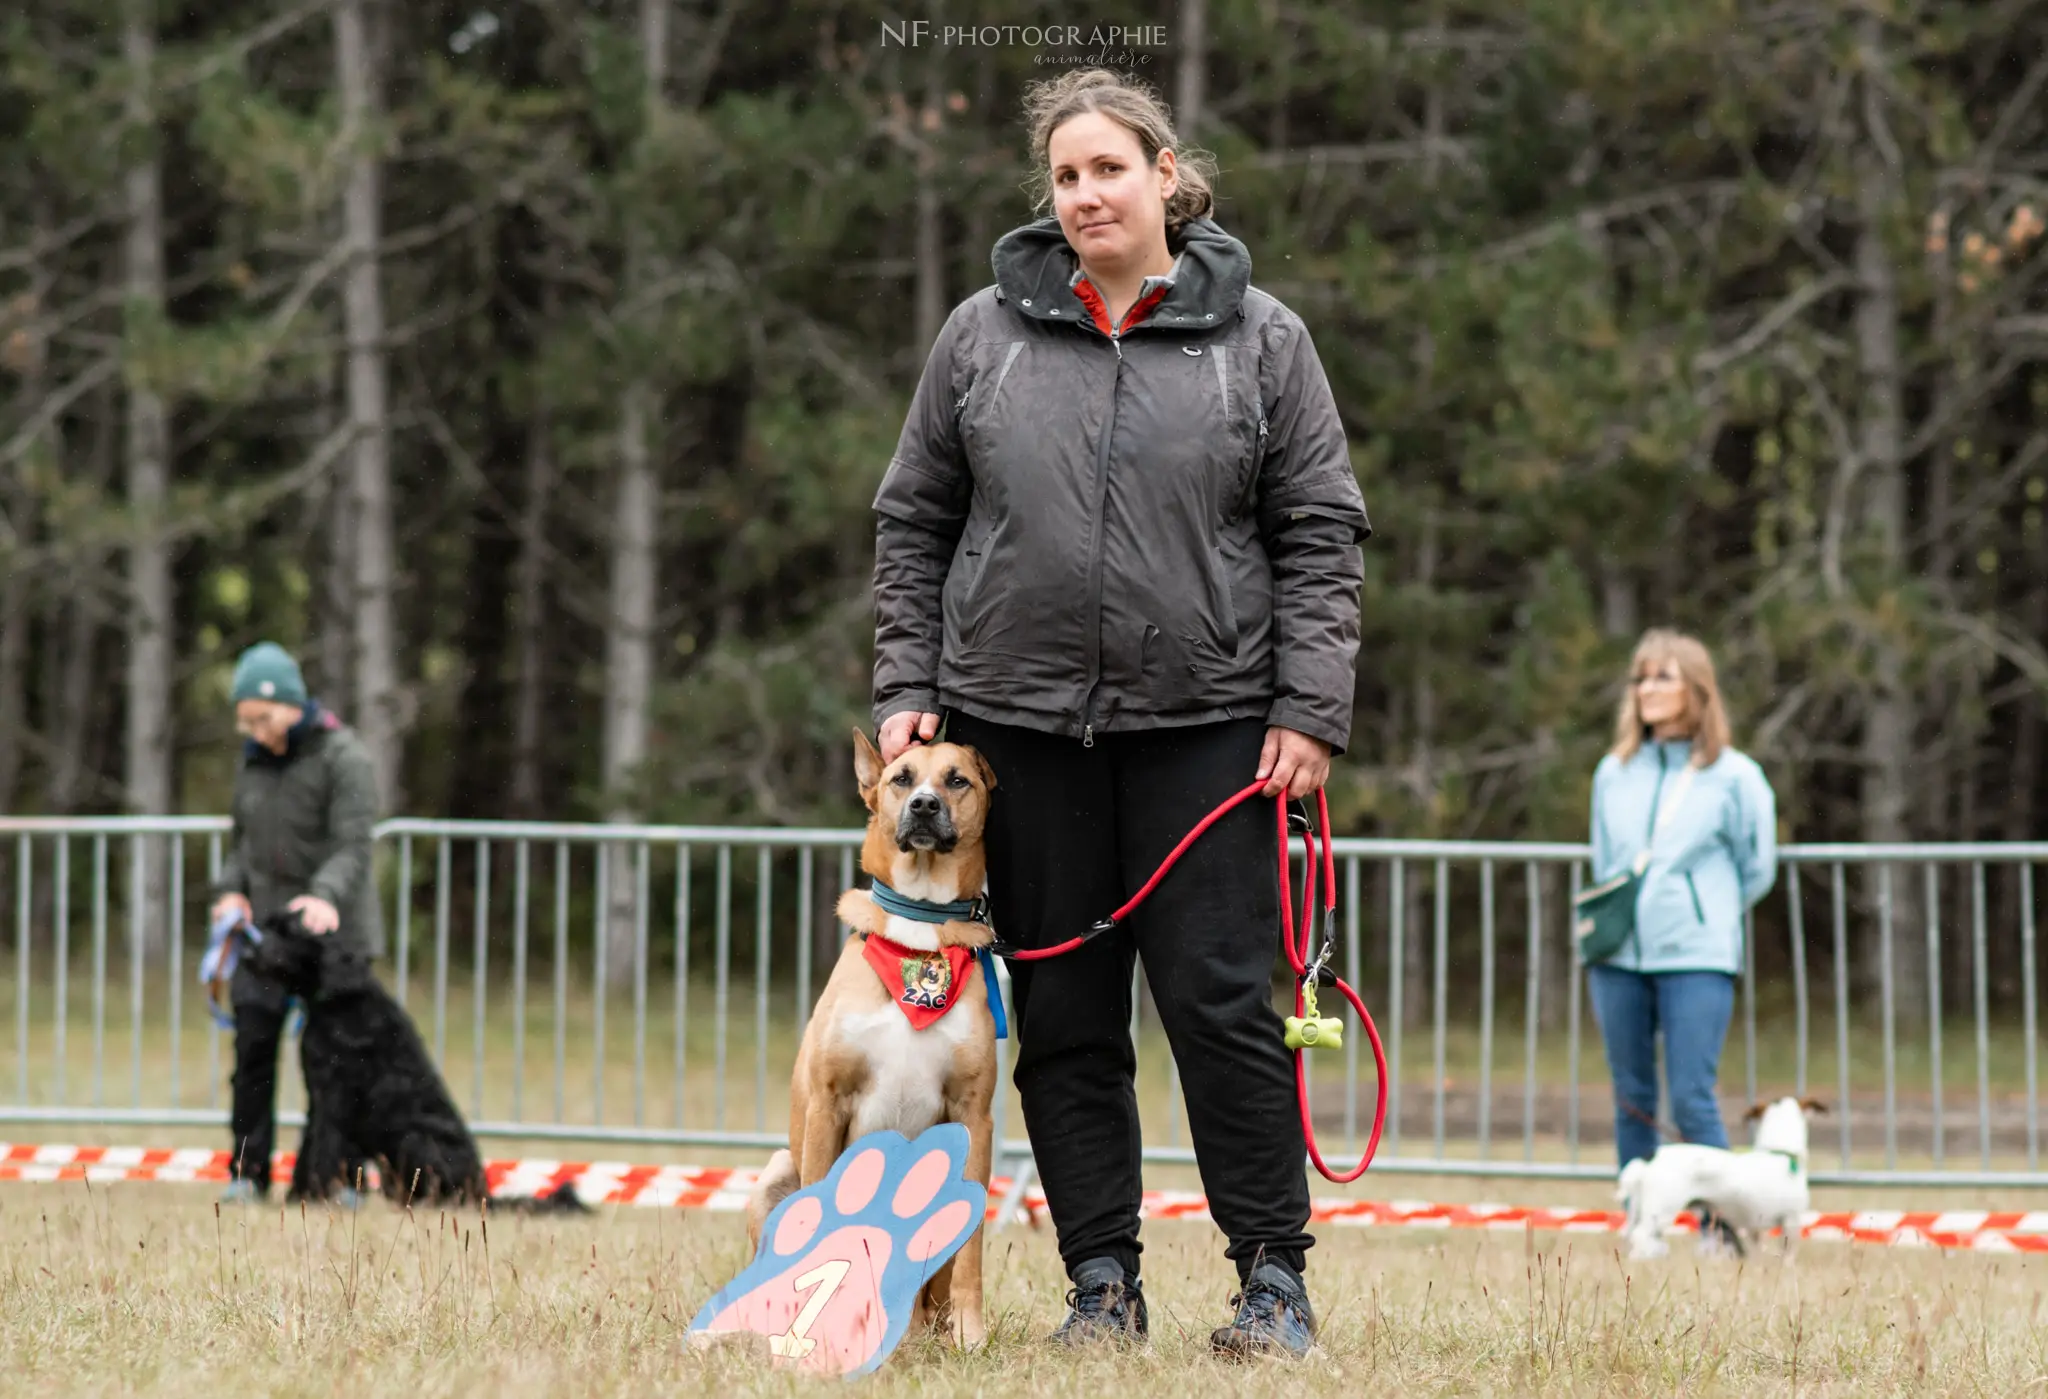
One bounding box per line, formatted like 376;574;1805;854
240;912;488;1207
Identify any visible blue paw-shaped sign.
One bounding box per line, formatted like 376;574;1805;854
688;1124;986;1377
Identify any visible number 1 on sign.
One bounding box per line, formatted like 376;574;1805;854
767;1259;851;1359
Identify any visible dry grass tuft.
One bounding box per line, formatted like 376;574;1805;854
2;1182;2046;1396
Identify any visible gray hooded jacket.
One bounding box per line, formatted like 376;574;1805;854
872;216;1370;751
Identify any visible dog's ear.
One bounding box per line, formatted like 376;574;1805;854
852;728;885;800
1798;1097;1829;1116
964;745;997;793
1742;1100;1770;1123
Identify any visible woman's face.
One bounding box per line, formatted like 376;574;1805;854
1634;657;1692;732
235;698;302;754
1047;111;1176;271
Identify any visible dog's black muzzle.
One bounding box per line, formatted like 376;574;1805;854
895;793;959;854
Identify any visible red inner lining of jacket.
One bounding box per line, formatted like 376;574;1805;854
1072;276;1172;338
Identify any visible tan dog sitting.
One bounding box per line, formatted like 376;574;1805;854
745;729;1000;1346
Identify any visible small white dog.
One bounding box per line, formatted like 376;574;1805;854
1616;1096;1826;1261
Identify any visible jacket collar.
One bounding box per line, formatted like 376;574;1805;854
1642;734;1694;764
990;216;1252;334
243;698;331;765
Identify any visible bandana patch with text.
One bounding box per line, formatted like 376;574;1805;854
861;935;977;1030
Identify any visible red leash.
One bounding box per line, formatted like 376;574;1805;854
989;781;1388;1183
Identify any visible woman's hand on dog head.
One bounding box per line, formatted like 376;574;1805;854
879;711;942;765
288;894;340;935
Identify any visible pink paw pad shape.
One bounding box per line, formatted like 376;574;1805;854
688;1124;986;1377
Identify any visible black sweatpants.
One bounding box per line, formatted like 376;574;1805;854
228;961;289;1191
945;712;1314;1283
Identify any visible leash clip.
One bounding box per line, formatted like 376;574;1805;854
1302;946;1333;990
986;915;1117;961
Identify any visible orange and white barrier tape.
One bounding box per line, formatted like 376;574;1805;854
4;1144;2042;1251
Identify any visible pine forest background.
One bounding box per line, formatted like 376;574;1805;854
3;0;2047;1024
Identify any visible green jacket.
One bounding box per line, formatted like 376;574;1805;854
211;702;385;958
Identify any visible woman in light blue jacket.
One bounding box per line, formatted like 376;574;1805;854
1587;628;1778;1170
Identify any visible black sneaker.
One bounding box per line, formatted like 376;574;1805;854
1211;1259;1317;1359
1050;1257;1148;1346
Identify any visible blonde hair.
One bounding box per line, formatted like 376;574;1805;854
1020;68;1218;236
1609;628;1732;768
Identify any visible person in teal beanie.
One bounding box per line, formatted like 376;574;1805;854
1586;628;1778;1248
208;641;382;1204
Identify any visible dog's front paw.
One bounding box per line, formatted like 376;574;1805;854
689;1125;987;1377
936;918;992;950
1626;1234;1669;1261
835;889;880;931
950;1307;986;1349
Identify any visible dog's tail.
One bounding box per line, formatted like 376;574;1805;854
747;1149;799;1243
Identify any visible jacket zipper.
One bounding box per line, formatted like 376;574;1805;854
1080;324;1124;746
1685;872;1706;924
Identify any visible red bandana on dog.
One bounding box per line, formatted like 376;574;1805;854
862;933;976;1030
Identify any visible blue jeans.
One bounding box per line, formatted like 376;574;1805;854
1586;966;1736;1168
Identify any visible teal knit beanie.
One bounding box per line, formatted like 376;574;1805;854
230;642;308;707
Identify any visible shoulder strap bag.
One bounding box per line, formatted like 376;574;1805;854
1574;762;1698;966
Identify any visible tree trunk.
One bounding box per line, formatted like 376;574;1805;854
318;363;354;702
50;391;118;813
0;199;58;815
1406;507;1439;1019
511;409;552;820
122;0;173;955
50;595;100;813
337;0;399;812
2004;565;2046;999
1852;12;1921;1023
602;0;670;984
0;553;25;813
1598;557;1638;640
1262;0;1290;150
1422;0;1445;188
913;166;944;355
449;416;519;822
912;34;946;355
1175;0;1206;135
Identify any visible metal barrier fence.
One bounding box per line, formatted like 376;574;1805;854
0;816;2043;1191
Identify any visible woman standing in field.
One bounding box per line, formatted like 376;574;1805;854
1585;630;1778;1200
868;68;1369;1356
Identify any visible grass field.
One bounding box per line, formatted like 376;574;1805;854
4;1181;2047;1397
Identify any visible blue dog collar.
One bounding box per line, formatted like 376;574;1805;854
868;880;988;925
